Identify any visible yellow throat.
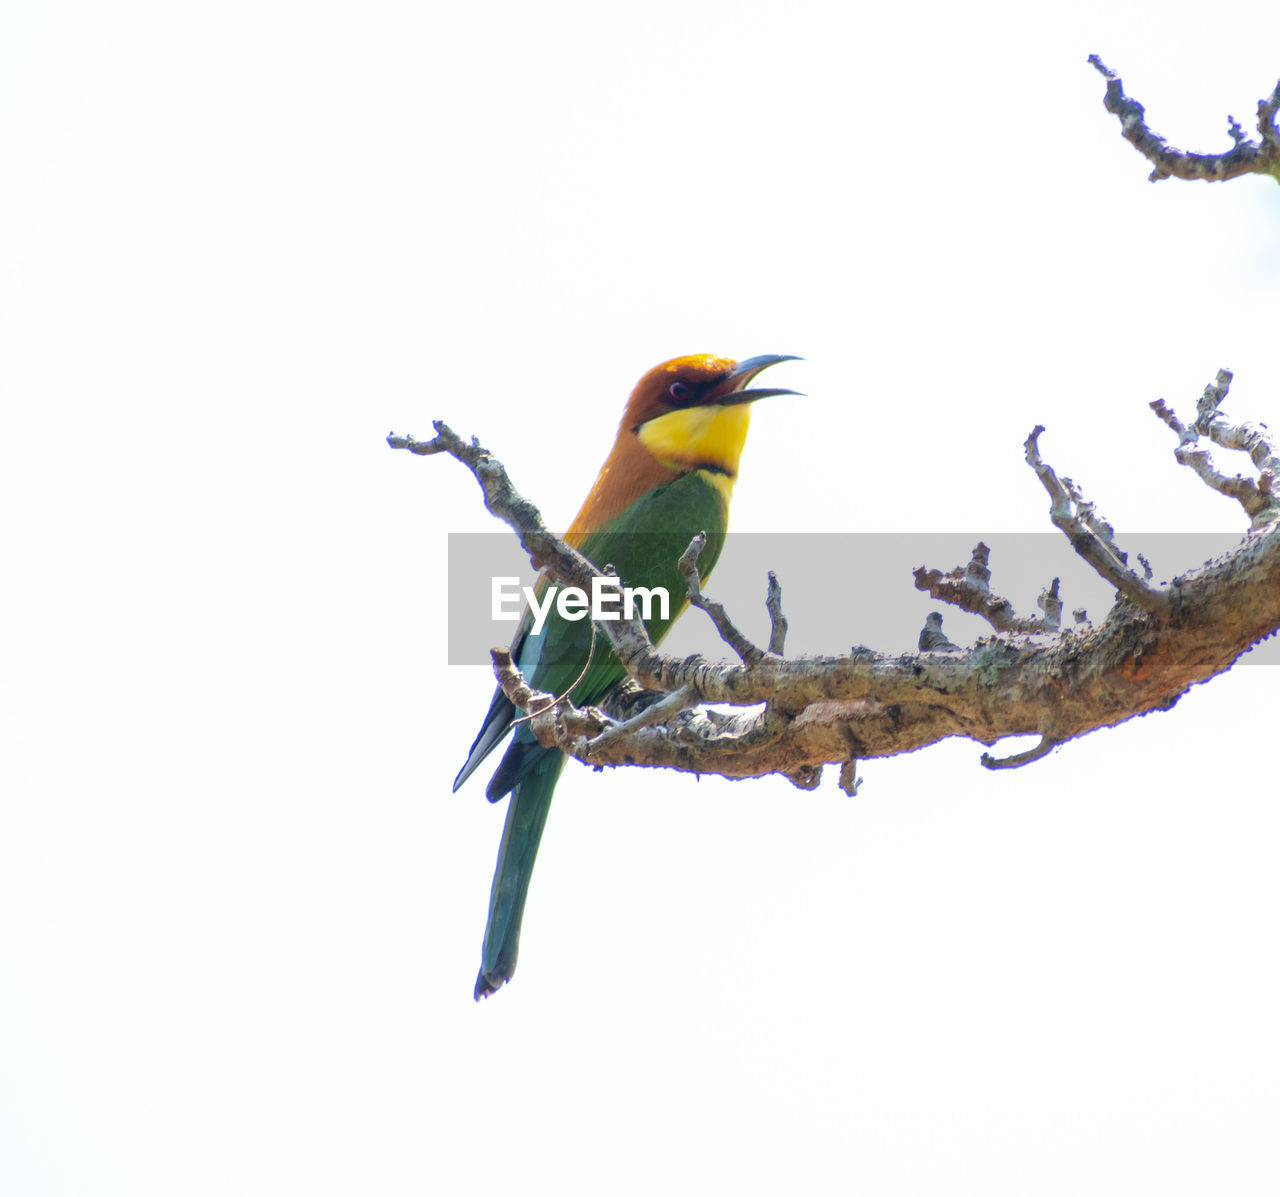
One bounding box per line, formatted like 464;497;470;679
635;402;752;501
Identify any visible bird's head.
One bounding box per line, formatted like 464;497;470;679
623;353;801;479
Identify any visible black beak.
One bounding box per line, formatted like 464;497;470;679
713;354;804;406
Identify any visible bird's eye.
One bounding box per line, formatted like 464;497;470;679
668;381;690;402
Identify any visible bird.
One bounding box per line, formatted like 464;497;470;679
454;353;800;999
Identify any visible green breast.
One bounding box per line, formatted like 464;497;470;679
527;470;730;703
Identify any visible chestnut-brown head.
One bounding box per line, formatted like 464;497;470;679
622;353;801;478
567;353;800;537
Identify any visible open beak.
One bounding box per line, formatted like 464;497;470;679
712;354;804;406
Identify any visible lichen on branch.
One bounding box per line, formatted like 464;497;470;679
388;370;1280;785
1090;55;1280;183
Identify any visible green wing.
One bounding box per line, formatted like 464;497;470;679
456;468;730;795
462;469;730;997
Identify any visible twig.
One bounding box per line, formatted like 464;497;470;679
388;422;661;672
981;735;1059;771
918;612;961;652
392;408;1280;782
766;571;788;655
678;533;765;665
914;542;1052;633
784;766;823;791
511;620;597;727
1037;578;1062;631
490;645;549;715
1089;55;1280;183
1151;369;1280;528
586;685;695;756
1024;427;1172;617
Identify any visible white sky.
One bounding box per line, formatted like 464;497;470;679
3;1;1280;1194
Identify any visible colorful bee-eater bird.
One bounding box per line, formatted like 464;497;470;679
455;353;800;999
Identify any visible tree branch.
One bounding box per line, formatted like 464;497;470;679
1024;426;1173;617
766;571;788;655
391;372;1280;782
678;533;766;666
918;612;961;652
914;542;1055;634
388;422;664;681
1090;55;1280;183
1150;369;1280;528
981;735;1060;771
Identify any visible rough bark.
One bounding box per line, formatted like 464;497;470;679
1091;55;1280;184
388;370;1279;783
389;62;1280;786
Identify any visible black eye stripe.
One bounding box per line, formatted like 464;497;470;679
668;380;691;402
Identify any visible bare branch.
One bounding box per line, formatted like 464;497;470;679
491;645;554;718
1261;81;1280;150
388;424;601;595
678;534;765;665
475;519;1280;781
918;612;961;652
981;735;1059;771
766;571;788;655
1037;578;1063;632
1024;427;1172;617
914;542;1045;633
1151;370;1280;528
389;422;665;682
395;393;1280;785
1090;55;1280;183
586;685;695;756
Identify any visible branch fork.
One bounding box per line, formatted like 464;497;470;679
1090;55;1280;183
1024;426;1172;617
1150;370;1280;528
390;365;1280;784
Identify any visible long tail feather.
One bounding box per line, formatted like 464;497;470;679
474;748;566;999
